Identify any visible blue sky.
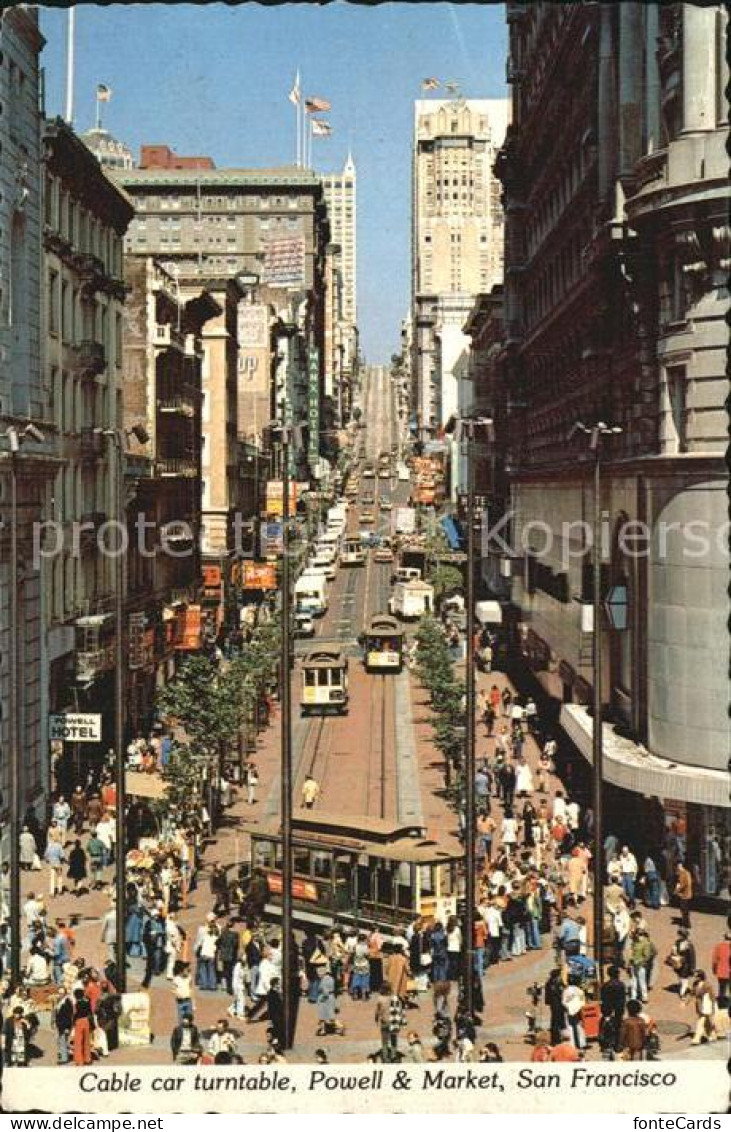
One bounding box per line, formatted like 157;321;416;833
40;3;508;362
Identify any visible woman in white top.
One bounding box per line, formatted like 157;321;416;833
515;759;534;797
501;813;518;856
446;917;462;982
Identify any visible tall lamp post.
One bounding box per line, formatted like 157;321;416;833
570;420;622;981
2;423;45;984
102;422;149;992
272;417;302;1049
446;414;493;1021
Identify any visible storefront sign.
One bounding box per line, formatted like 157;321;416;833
242;562;277;590
308;347;320;469
49;713;102;743
175;605;202;651
265;480;298;517
261;520;284;557
128;612;147;670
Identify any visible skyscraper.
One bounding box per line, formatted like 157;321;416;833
321;153;358;419
411;97;508;440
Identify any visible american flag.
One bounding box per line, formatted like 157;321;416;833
305;96;331;113
421;78;440;92
311;119;332;137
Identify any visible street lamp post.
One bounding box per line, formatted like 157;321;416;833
273;418;302;1050
2;423;45;984
446;414;493;1021
103;423;149;993
570;421;622;982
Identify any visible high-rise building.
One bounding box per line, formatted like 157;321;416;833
321;153;357;328
321;154;358;423
494;2;729;896
410;97;508;490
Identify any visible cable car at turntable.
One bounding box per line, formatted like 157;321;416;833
300;648;350;715
363;613;404;674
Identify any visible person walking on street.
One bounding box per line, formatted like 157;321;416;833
600;965;627;1053
44;839;65;898
668;928;696;1001
70;787;87;835
641;856;662;910
674;862;693;928
619;999;647;1061
375;984;404;1062
246;762;259;806
710;932;730;1005
618;847;639;907
72;988;94;1067
301;775;321;810
67;840;87;896
690;971;718;1046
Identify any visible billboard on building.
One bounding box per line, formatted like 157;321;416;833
261;520;284;557
265;480;299;516
175;605;202;650
242;562;277;590
237;303;270;395
262;233;306;289
307;347;320;469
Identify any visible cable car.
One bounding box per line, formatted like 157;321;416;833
300;649;349;715
363;613;404;673
248;815;461;930
341;535;366;567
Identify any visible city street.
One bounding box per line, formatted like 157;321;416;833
15;369;727;1067
0;3;727;1102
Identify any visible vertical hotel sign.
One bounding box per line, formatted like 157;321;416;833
308;347;319;470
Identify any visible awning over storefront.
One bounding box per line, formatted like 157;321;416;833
441;515;463;551
559;703;729;809
126;770;168;801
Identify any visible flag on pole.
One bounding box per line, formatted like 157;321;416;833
96;83;112;101
445;80;460;95
421;77;440;91
288;70;301;105
305;96;331;113
311;119;332;137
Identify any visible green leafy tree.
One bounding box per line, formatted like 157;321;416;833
156;655;244;761
429;565;464;609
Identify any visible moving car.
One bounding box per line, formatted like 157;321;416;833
374;544;394;563
360;509;375;524
294;611;315;638
380;499;392;512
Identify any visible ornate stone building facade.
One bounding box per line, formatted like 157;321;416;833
495;2;729;893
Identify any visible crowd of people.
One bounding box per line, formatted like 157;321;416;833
0;617;727;1069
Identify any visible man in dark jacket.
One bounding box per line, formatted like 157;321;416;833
600;965;627;1052
544;968;565;1046
217;920;240;996
54;991;74;1064
171;1017;201;1064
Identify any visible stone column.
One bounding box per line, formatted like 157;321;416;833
597;3;617;206
681;3;717;133
619;2;643;174
643;4;661;154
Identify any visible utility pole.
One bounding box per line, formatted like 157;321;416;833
571;421;622;982
463;424;476;1019
280;423;294;1049
445;414;493;1021
104;423;149;992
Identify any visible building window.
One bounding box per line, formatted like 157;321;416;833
666;365;688;453
48;269;59;334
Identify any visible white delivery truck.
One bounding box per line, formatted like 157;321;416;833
295;572;328;616
389;578;434;620
392;506;416;536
